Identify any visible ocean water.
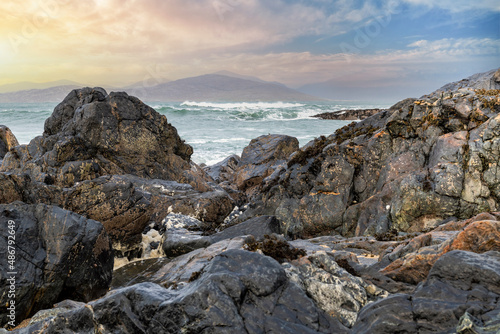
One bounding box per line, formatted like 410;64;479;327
0;101;391;165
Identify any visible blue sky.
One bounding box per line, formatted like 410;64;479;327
1;0;499;101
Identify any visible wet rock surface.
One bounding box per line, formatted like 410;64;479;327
19;250;349;334
0;202;113;327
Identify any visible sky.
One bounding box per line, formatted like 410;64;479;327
0;0;499;101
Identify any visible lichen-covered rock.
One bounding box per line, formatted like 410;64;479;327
284;251;387;328
381;218;500;284
0;202;113;328
239;70;500;239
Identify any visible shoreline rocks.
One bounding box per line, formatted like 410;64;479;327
313;108;382;120
2;69;500;333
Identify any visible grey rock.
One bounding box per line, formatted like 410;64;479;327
210;215;281;243
235;134;299;193
0;202;113;327
18;250;348;333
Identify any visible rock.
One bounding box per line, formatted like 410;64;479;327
62;175;233;257
352;250;500;333
235;134;299;193
112;237;250;289
243;71;500;239
0;126;19;160
162;229;211;258
19;250;349;333
0;88;235;257
0;87;211;190
284;251;387;328
204;154;240;183
210;215;281;243
313;109;381;120
381;219;500;284
0;202;113;328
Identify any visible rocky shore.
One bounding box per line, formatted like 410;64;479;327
312;108;381;120
1;68;500;333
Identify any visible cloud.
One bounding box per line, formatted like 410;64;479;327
407;38;500;56
400;0;500;13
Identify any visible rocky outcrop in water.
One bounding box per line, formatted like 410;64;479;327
1;87;202;188
313;108;381;120
0;202;113;328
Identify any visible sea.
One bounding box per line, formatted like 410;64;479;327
0;101;392;165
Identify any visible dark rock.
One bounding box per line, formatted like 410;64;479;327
0;202;113;328
0;88;235;257
210;215;281;243
313;109;382;120
204;154;240;183
19;250;349;333
0;87;210;190
235;134;299;193
162;229;211;257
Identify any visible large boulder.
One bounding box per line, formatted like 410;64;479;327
239;70;500;239
0;87;209;190
17;250;348;334
0;88;235;256
0;202;113;328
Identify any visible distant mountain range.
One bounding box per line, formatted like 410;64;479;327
0;72;323;103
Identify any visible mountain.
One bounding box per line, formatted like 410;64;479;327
213;71;287;88
135;74;323;102
0;80;83;94
0;74;322;103
0;85;82;103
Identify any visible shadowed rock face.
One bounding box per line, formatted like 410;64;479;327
0;202;113;328
1;87;207;190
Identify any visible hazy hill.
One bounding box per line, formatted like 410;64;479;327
137;74;323;102
0;85;81;103
0;74;323;103
0;80;83;94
